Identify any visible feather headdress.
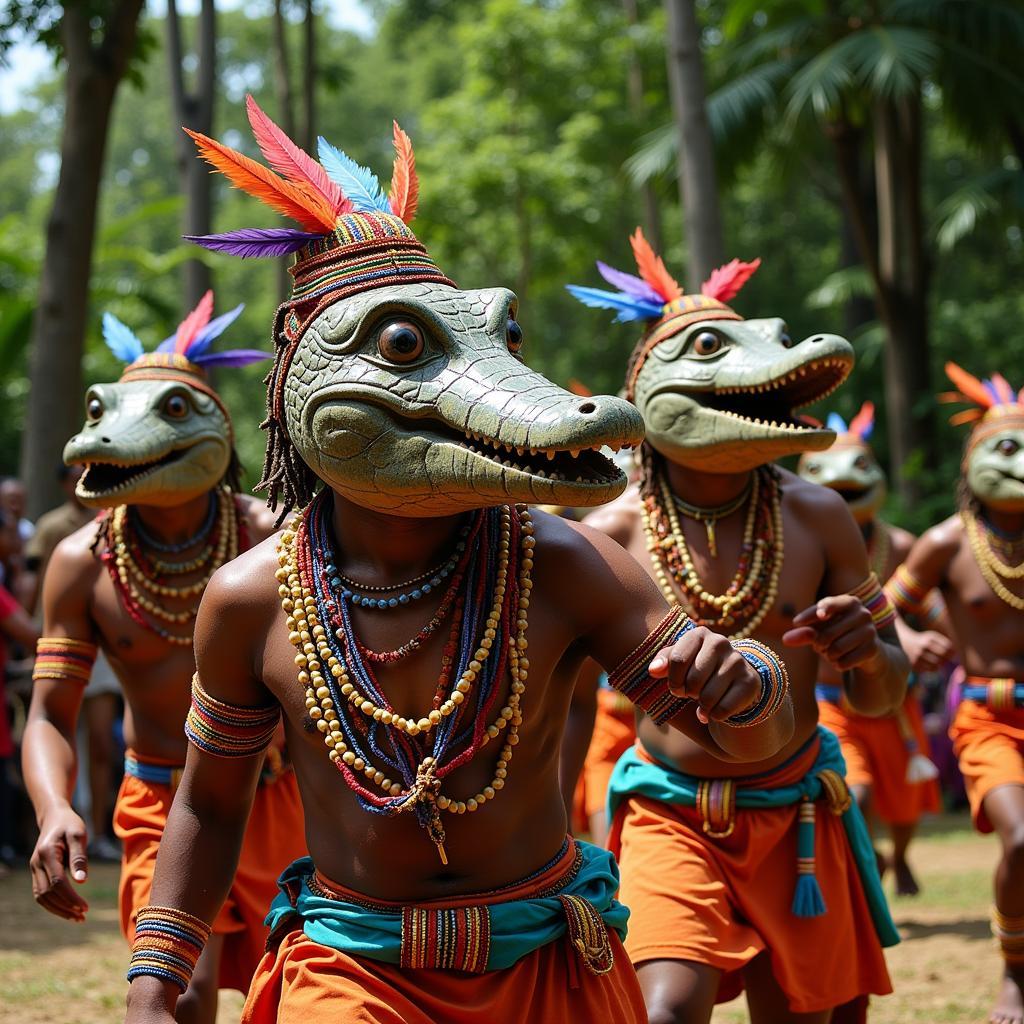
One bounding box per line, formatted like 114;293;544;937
566;228;760;399
941;362;1024;449
826;401;875;445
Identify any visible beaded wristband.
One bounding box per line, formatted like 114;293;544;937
849;572;897;631
126;905;212;991
884;564;929;619
726;638;790;728
184;674;280;757
33;637;98;686
992;906;1024;965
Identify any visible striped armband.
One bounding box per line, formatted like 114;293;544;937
608;608;693;725
184;674;280;757
884;565;929;618
849;572;897;631
992;907;1024;966
126;905;212;991
32;637;98;686
920;588;945;627
726;638;790;728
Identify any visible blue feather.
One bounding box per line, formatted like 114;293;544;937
826;412;848;434
102;312;145;363
186;304;245;359
317;137;391;214
565;285;663;323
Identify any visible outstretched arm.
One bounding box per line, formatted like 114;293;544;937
125;558;278;1022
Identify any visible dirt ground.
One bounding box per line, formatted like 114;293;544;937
0;813;1001;1023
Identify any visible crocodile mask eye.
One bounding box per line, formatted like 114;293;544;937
86;396;104;421
378;321;425;364
506;318;524;354
691;330;723;357
163;393;190;419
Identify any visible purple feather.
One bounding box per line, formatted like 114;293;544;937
184;228;323;258
596;261;664;305
187;304;245;359
190;349;273;368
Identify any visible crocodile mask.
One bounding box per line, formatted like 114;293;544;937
797;402;886;525
944;362;1024;512
186;98;643;517
568;231;854;472
64;293;270;508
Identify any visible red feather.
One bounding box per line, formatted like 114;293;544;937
388;121;419;223
847;400;875;441
185;128;337;233
175;290;214;354
701;258;761;303
629;228;681;303
944;362;994;410
245;95;349;217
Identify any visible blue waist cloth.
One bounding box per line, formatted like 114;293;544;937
265;840;629;972
124;754;181;785
606;726;899;948
815;684;843;704
962;683;1024;707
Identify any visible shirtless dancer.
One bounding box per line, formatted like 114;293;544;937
566;238;906;1023
887;363;1024;1024
122;102;794;1024
23;295;306;1023
798;401;948;895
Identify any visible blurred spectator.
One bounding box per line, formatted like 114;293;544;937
0;477;35;544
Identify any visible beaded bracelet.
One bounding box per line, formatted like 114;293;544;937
884;564;929;619
992;907;1024;965
126;905;212;991
33;637;98;686
849;572;897;631
726;638;790;728
184;674;280;758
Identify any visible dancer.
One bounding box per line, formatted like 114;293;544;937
122;101;794;1024
887;363;1024;1024
566;237;906;1023
798;402;946;895
23;295;306;1023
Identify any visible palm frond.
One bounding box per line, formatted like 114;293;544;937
707;58;794;144
805;266;874;310
933;167;1017;251
624;123;675;187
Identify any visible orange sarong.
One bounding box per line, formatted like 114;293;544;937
950;696;1024;833
817;693;940;825
114;750;307;992
242;841;647;1024
608;739;893;1014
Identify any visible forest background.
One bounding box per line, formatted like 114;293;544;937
1;0;1022;533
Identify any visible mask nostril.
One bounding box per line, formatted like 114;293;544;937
578;401;597;415
101;436;112;444
810;335;824;343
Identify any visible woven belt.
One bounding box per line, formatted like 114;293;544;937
963;678;1024;711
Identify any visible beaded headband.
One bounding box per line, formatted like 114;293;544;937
565;229;759;400
941;362;1024;453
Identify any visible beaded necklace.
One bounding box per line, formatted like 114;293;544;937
641;457;783;640
100;489;240;646
672;477;752;558
129;494;217;553
963;508;1024;609
279;492;533;863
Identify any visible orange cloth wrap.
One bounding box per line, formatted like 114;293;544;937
115;750;306;992
817;694;940;826
607;740;893;1014
241;841;647;1024
950;694;1024;834
582;688;637;820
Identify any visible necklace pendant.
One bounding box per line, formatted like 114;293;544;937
435;840;449;866
706;520;717;559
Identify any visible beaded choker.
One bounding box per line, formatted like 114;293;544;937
672;478;752;558
963;508;1024;610
99;489;240;646
278;492;534;864
130;493;217;552
641;462;783;640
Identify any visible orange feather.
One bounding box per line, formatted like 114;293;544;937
388;121;419;223
944;361;994;410
567;378;593;397
847;400;875;441
950;408;984;426
185;128;337;233
629;228;681;303
175;290;214;354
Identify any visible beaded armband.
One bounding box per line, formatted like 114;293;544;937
184;674;280;757
33;637;98;686
126;905;212;991
992;907;1024;965
726;638;790;728
920;589;945;627
608;608;693;725
884;565;929;619
849;572;897;631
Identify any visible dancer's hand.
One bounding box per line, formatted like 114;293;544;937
900;628;954;674
29;806;90;922
649;626;763;724
782;595;881;672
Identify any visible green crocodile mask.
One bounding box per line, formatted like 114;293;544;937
187;100;644;517
797;402;886;525
64;294;269;508
568;230;853;473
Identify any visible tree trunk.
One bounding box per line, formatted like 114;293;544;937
168;0;216;312
623;0;663;252
20;0;144;519
272;0;299;300
663;0;723;288
873;93;934;505
301;0;317;153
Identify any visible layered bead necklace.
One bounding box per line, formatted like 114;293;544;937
100;489;240;646
963;507;1024;610
641;459;783;640
278;491;533;864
